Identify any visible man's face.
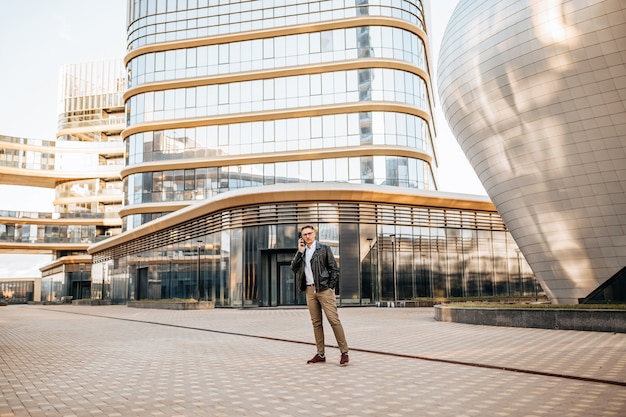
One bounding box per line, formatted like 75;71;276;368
301;227;316;245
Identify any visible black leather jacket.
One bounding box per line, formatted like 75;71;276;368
291;242;339;292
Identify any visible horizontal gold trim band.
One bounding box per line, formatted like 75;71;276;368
0;242;89;254
56;123;125;140
118;201;190;219
0;216;121;227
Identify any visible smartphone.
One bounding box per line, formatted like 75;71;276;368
298;232;304;250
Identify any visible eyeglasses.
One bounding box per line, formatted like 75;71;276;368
302;232;314;236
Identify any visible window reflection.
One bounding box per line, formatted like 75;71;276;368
115;202;540;306
123;155;435;208
128;26;426;88
125;111;431;166
128;69;428;125
128;1;424;50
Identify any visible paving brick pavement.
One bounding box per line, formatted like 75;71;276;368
1;305;625;417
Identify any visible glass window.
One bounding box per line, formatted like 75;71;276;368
219;43;229;64
336;158;348;182
184;169;195;190
197;45;208;68
298;118;310;143
185;87;196;108
275;162;287;183
264;120;274;142
218;84;229;104
263;38;274;59
322;115;335;139
297;76;310;97
321;30;333;52
230;42;240;64
154;51;165;72
310;32;321;53
263;164;275;185
275;119;286;143
218;125;228;146
321;73;334;95
297;34;309;55
310;74;321;96
263;79;274;100
333;29;345;52
311;116;322;138
312;160;323;182
286;77;298;98
299;160;310;182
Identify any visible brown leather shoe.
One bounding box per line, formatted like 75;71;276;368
340;352;349;365
307;354;326;364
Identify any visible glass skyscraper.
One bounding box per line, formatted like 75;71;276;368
121;0;436;231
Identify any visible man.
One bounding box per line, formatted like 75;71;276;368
291;224;349;365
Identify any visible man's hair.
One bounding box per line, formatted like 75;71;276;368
300;224;316;233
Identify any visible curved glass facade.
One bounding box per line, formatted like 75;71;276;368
0;135;56;171
93;200;539;306
125;156;433;202
127;25;427;87
122;1;435;230
0;210;117;246
127;0;424;50
124;8;436;230
123;153;435;231
126;111;431;164
127;68;429;125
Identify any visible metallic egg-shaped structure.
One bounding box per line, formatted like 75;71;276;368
437;0;626;303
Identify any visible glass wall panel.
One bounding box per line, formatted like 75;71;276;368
222;229;234;306
396;230;414;300
379;226;396;301
477;230;495;296
0;280;34;304
97;200;543;307
413;227;431;298
338;222;360;304
126;111;431;164
124;155;435;206
491;231;509;297
128;2;425;50
447;228;464;297
462;229;480;297
431;228;447;298
127;70;429;125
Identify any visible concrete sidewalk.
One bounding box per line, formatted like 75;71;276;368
1;305;625;416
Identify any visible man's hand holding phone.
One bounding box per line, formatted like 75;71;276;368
298;236;305;253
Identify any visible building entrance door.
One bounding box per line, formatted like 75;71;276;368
278;262;297;305
136;267;148;300
71;281;91;300
259;249;306;307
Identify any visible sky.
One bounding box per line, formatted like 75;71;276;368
0;0;472;277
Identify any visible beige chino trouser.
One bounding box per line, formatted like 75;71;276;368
305;286;349;355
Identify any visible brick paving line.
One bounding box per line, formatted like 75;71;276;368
43;306;626;388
